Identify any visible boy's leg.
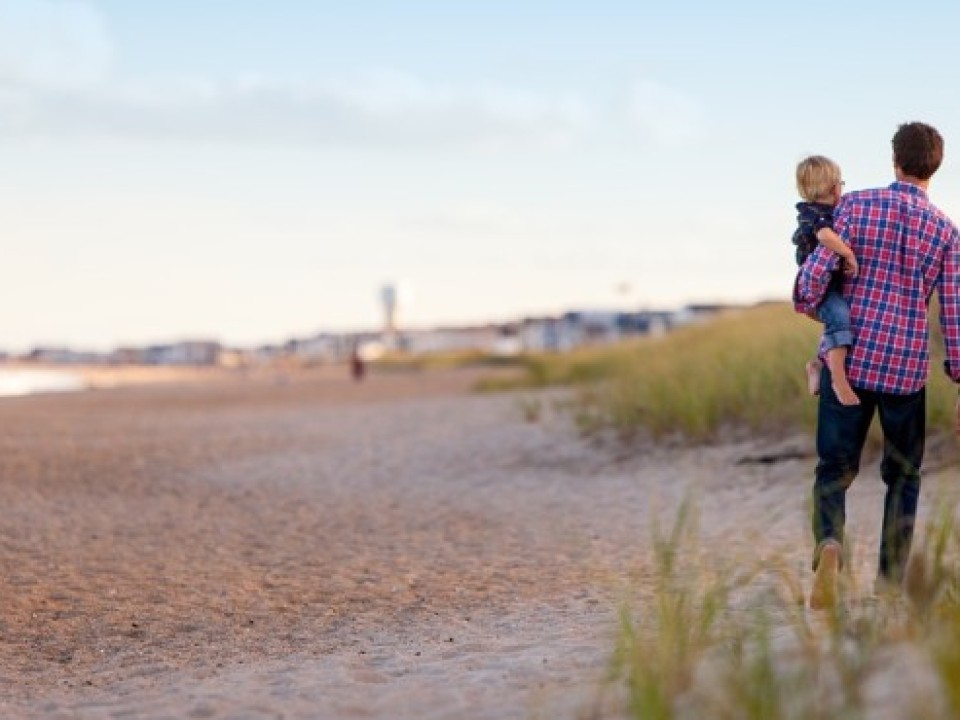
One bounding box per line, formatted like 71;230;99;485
811;368;875;607
875;388;925;584
817;292;858;406
824;347;859;405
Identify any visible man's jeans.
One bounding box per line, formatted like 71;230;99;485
813;365;925;581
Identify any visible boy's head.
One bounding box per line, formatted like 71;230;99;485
796;155;843;204
893;122;943;181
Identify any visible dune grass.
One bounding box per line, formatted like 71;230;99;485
479;302;960;442
472;345;626;391
373;348;526;372
539;303;960;718
594;495;960;719
577;303;820;441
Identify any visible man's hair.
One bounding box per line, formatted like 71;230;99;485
796;155;841;203
893;122;944;180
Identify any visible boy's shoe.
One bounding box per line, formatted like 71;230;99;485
805;360;823;396
810;540;841;610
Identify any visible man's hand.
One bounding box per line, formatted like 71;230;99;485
955;395;960;437
842;254;859;278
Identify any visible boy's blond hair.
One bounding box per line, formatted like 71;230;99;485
796;155;842;203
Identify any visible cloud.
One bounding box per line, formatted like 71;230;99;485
0;5;688;152
0;53;593;150
0;0;112;91
628;79;704;145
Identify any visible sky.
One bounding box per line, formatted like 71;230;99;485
4;0;960;351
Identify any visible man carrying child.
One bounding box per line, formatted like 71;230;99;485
795;121;960;608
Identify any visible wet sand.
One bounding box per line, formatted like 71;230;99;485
0;366;949;718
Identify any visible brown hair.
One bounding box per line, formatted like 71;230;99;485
796;155;842;203
893;122;943;180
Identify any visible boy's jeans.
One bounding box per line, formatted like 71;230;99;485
813;365;925;582
817;289;854;350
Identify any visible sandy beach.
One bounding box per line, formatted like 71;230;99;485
0;365;950;719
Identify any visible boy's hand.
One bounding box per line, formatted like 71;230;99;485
842;254;859;278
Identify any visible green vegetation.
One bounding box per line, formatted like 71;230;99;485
468;306;960;717
479;302;960;441
473;344;626;391
595;498;960;719
372;349;525;372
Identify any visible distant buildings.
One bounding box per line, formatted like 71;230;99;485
400;325;504;355
144;341;221;366
4;304;736;369
26;347;110;365
17;341;223;368
371;305;729;358
518;310;674;352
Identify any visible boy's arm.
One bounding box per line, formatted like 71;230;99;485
816;227;858;277
816;227;854;259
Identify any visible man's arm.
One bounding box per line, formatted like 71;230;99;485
938;228;960;384
941;230;960;438
796;245;840;312
793;236;840;316
794;200;848;314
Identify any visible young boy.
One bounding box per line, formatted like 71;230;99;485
793;155;860;406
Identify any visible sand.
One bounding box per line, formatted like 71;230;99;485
0;365;952;718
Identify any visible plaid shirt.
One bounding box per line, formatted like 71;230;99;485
795;181;960;394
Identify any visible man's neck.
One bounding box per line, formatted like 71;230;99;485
895;169;930;191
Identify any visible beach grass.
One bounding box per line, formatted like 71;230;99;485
479;302;960;442
373;349;526;372
595;494;960;719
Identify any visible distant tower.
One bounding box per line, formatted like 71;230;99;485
380;283;399;349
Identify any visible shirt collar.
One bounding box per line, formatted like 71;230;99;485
889;180;928;197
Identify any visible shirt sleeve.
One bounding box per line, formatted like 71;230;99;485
795;246;840;313
939;228;960;382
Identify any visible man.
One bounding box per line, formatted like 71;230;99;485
796;121;960;609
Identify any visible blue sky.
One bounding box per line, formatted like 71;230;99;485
3;0;960;350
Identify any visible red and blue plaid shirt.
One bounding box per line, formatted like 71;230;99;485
795;181;960;394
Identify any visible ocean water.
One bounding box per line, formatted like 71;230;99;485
0;369;86;397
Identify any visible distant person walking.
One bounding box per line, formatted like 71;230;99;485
795;121;960;609
350;344;366;382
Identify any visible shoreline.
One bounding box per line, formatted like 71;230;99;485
0;364;230;400
0;363;236;393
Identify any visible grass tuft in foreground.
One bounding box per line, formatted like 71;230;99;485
593;495;960;719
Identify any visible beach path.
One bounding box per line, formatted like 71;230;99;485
0;366;903;719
